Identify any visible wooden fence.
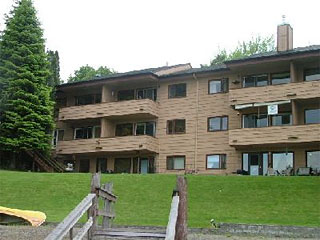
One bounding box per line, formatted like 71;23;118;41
45;173;187;240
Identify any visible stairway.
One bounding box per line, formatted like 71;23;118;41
25;150;65;173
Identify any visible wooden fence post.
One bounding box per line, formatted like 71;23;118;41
175;176;187;240
88;173;100;239
102;182;113;229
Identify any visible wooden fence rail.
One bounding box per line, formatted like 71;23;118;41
45;193;96;240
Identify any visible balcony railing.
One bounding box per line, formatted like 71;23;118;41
229;80;320;106
229;124;320;147
58;99;159;121
56;135;159;155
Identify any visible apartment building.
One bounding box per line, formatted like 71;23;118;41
54;24;320;175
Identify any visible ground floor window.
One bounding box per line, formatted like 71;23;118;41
79;159;90;172
306;151;320;170
114;157;155;173
167;156;185;170
96;158;107;173
272;152;293;173
206;154;226;169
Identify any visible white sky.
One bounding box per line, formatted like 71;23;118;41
0;0;319;82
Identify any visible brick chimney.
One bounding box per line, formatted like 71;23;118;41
277;23;293;52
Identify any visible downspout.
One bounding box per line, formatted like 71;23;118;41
192;73;200;173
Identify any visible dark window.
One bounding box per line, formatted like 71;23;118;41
306;151;320;169
114;158;131;173
95;94;102;103
305;109;320;124
271;112;292;126
79;159;90;173
135;122;155;137
56;98;67;107
115;123;133;136
271;72;290;85
136;88;157;101
209;79;228;94
96;158;107;173
74;126;100;139
53;129;64;147
118;89;135;101
206;154;226;169
75;95;94;105
167;156;185;170
304;68;320;81
208;116;228;131
167;119;186;134
242;74;268;88
168;83;186;98
243;114;268;128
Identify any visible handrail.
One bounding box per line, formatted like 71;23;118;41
45;193;96;240
165;195;180;240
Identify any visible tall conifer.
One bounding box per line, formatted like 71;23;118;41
0;0;54;154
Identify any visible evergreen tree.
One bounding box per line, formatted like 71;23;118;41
0;0;54;154
47;50;60;87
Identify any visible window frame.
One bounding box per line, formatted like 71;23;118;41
166;155;186;170
74;126;100;140
271;151;295;172
304;108;320;124
207;116;228;132
208;78;229;94
304;68;320;82
206;154;227;169
242;113;268;128
306;150;320;169
117;89;135;101
270;112;293;126
168;83;187;99
167;119;186;134
242;74;269;88
270;72;291;85
136;87;157;101
75;94;101;106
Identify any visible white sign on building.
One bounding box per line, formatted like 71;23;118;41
268;104;278;115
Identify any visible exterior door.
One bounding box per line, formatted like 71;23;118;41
79;159;90;173
140;158;149;174
243;153;268;176
96;158;107;173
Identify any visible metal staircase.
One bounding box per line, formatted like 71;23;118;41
25;150;65;173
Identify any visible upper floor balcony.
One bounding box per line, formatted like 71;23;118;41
229;80;320;106
56;135;159;155
58;99;159;121
229;123;320;148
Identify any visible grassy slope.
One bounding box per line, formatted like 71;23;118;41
0;171;319;227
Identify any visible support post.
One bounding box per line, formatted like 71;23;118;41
175;176;187;240
88;173;100;239
102;182;113;229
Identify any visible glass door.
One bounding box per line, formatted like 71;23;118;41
243;153;268;175
140;158;149;174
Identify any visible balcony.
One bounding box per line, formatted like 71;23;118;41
56;135;159;155
229;80;320;106
229;124;320;147
58;99;159;121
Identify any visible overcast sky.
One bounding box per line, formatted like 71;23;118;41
0;0;319;81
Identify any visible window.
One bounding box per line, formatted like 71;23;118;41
272;152;293;173
242;74;268;88
167;119;186;134
243;114;268;128
206;154;226;169
75;94;101;105
209;79;228;94
74;126;100;139
167;156;185;170
115;123;133;136
307;151;320;169
168;83;186;98
136;88;157;101
135;122;155;137
208;116;228;131
305;109;320;124
271;112;292;126
117;89;135;101
271;72;290;85
304;68;320;81
52;129;64;147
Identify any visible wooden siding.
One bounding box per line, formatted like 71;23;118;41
229;80;320;105
229;124;320;147
56;135;159;155
59;99;159;121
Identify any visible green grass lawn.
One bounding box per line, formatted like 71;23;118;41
0;170;319;228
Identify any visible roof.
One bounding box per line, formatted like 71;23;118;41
58;63;191;88
225;45;320;64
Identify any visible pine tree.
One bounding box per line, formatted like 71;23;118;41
0;0;54;155
47;50;60;87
